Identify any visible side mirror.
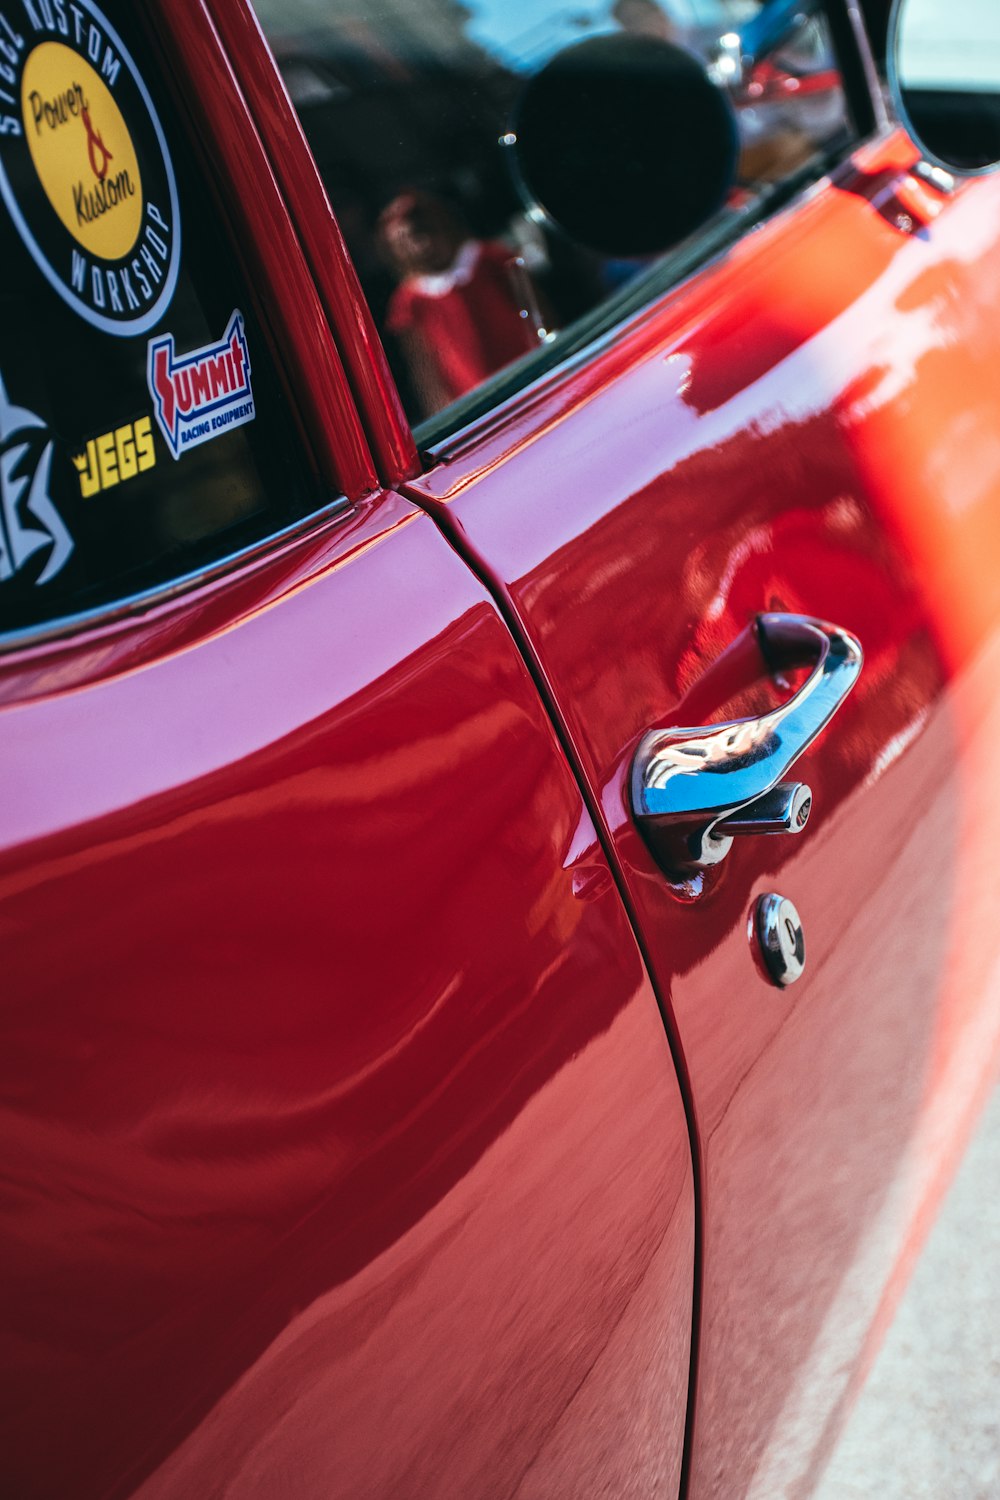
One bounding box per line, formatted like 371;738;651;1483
507;34;739;259
888;0;1000;174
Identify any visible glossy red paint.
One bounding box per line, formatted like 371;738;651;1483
401;130;1000;1496
145;0;377;500
0;495;694;1498
204;0;420;488
6;1;1000;1494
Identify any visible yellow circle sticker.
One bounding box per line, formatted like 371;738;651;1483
0;0;179;336
21;41;143;262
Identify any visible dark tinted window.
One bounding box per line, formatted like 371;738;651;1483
254;0;850;431
0;0;319;635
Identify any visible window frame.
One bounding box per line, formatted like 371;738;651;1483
234;0;888;468
0;0;372;652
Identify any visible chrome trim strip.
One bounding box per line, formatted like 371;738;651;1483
0;493;352;656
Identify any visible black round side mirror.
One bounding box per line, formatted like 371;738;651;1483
507;34;739;259
889;0;1000;173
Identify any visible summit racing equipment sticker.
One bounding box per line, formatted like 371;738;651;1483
0;1;181;336
0;367;73;584
148;310;254;460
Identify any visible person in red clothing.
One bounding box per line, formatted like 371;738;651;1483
377;191;545;417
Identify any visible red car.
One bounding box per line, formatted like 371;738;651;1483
2;0;999;1495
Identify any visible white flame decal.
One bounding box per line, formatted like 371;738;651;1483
0;372;74;586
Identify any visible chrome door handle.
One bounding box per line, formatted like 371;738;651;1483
631;613;863;876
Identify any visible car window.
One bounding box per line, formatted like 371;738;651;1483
253;0;852;436
0;0;321;637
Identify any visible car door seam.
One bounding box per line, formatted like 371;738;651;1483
398;478;706;1500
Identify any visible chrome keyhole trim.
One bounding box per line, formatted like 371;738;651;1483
755;893;806;988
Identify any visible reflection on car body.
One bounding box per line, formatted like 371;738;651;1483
2;0;1000;1497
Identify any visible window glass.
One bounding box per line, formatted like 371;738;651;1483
254;0;851;431
0;0;320;636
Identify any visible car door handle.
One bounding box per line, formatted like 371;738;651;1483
631;613;863;875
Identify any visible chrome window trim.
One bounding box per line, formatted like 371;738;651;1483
0;493;352;656
423;127;895;466
416;0;888;463
417;194;773;459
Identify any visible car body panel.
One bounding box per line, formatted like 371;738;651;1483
5;1;1000;1496
0;492;694;1498
399;129;1000;1495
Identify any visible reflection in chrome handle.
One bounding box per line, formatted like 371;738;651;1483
631;613;863;876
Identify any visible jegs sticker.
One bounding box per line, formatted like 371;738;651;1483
72;412;154;496
0;1;181;336
148;310;254;460
0;367;73;584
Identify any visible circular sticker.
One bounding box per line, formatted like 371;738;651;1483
0;1;181;337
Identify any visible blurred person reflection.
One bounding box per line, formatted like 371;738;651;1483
378;191;548;418
611;0;681;44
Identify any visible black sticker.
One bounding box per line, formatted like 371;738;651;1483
0;0;181;335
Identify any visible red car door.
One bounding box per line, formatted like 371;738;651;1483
234;2;1000;1495
0;4;696;1496
400;95;1000;1500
